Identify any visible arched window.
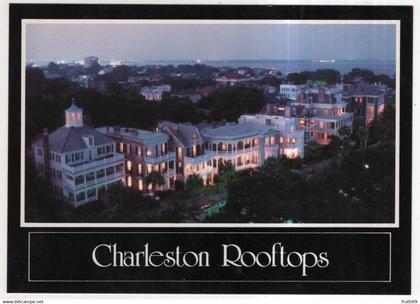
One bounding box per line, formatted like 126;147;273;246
218;142;224;151
237;141;243;150
228;144;232;152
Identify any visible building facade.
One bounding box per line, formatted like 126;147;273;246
279;84;305;101
158;122;214;185
238;114;305;158
200;122;282;172
31;102;125;207
96;126;177;193
292;86;353;144
140;85;172;101
342;82;386;126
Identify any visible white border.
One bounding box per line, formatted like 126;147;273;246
27;231;392;283
20;19;401;228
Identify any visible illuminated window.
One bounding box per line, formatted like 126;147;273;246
119;142;123;153
146;147;152;157
147;164;153;174
177;147;183;160
367;107;374;116
265;137;269;146
270;136;275;145
292;138;296;144
137;164;143;175
126;160;132;172
138;179;143;191
136;146;142;157
279;136;283;143
127;176;132;187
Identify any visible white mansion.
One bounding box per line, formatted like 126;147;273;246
31;102;125;207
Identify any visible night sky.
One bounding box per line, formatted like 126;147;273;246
26;22;397;61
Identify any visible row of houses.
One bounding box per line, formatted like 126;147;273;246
279;82;386;128
31;81;388;207
31;102;305;207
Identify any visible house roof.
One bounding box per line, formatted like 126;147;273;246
96;126;168;144
159;121;203;147
342;83;385;97
33;125;115;153
201;122;279;140
65;101;82;113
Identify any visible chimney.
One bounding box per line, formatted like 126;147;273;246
318;86;326;103
40;128;50;181
285;106;291;118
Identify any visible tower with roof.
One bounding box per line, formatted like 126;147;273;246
31;100;125;207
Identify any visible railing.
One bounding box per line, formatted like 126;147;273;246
184;152;215;165
62;154;125;174
161;169;176;177
64;171;125;191
185;165;214;176
204;146;258;156
144;152;176;165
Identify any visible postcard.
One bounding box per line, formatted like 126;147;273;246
6;3;413;295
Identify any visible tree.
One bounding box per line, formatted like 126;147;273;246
343;68;376;84
198;87;266;121
145;171;165;194
356;126;369;149
304;142;326;164
338;126;352;140
216;161;237;192
186;174;204;191
47;61;60;73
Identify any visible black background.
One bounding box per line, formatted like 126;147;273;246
8;4;413;294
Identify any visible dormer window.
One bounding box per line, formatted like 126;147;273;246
82;135;95;147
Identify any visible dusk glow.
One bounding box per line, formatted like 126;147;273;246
26;23;396;61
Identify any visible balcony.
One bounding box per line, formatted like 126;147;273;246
64;171;125;191
205;146;259;156
161;169;176;178
62;154;125;174
184;151;215;166
144;152;176;165
185;164;214;176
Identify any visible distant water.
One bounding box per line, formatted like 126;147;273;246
28;58;396;76
139;59;396;76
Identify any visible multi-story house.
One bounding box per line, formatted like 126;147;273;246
279;84;306;101
238;114;305;158
96;126;176;193
201;122;281;172
292;86;353;144
140;85;172;101
158;122;215;185
341;82;386;126
31;102;125;207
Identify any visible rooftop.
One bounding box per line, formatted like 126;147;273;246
201;122;279;140
96;126;168;143
33;125;114;153
342;82;385;97
159;121;202;147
